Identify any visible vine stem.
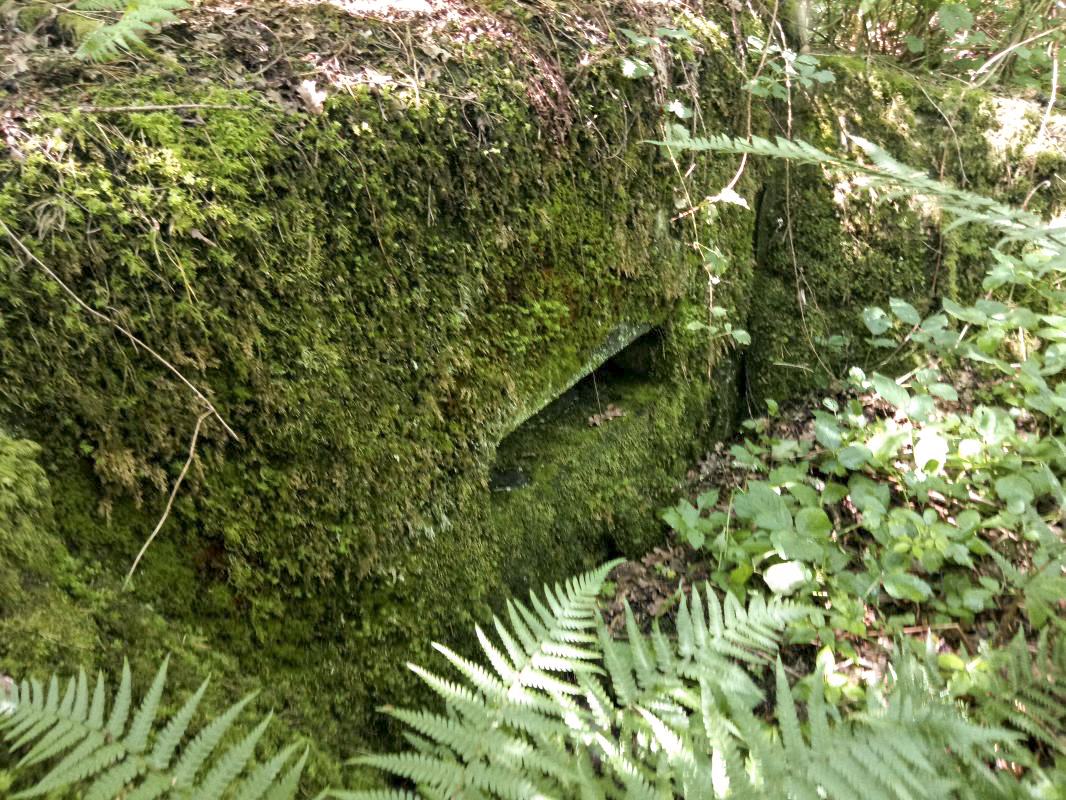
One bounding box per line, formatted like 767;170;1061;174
0;218;238;441
124;410;210;590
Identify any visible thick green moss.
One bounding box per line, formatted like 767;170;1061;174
0;2;760;777
0;433;97;670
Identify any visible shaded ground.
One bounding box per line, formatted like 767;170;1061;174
602;379;1064;702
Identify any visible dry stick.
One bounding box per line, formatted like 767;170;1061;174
1035;39;1060;146
0;219;238;441
124;410;210;590
972;24;1066;87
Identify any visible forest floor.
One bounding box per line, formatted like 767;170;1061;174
602;374;1062;731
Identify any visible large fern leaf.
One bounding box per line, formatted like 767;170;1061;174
0;656;306;799
338;562;1021;799
73;0;189;62
972;628;1066;760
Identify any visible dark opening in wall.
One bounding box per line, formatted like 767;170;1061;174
489;327;665;492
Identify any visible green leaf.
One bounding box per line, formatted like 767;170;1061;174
735;483;792;530
730;328;752;346
889;297;921;326
994;475;1034;515
619;27;655;46
837;445;871;470
621;58;654;79
937;3;973;33
904;34;925;53
795;507;832;539
654;26;692;40
666;100;693;119
928;383;958;402
937;653;966;671
871;373;909;409
862;306;892;335
822;482;848;505
883;571;933;602
696;489;719;510
812;412;842;449
771;529;824;561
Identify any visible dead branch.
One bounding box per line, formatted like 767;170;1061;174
123;410;210;590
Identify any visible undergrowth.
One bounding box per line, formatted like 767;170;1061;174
339;134;1066;796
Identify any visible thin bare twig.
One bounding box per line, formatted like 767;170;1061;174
1035;39;1060;145
124;411;211;590
0;218;239;440
972;24;1066;87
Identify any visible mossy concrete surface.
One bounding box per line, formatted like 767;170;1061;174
0;1;762;780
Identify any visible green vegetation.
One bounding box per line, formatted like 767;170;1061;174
2;0;1065;795
336;562;1020;799
0;1;764;771
73;0;189;62
1;656;306;799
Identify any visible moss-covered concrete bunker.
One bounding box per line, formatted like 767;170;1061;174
0;1;760;764
1;0;1063;783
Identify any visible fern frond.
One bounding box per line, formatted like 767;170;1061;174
263;746;308;800
357;563;1020;800
124;654;169;754
73;0;189;62
973;627;1066;759
192;712;273;800
171;691;257;785
231;741;302;800
149;677;208;770
1;658;302;800
74;0;128;11
658;130;1066;251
